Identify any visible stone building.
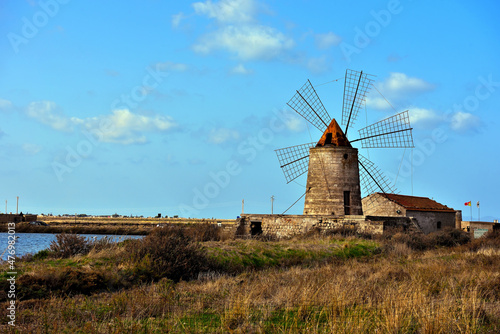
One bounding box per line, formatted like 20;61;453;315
461;221;500;238
362;193;458;234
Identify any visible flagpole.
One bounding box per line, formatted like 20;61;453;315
478;201;480;221
470;204;473;222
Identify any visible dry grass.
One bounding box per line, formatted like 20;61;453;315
1;229;500;333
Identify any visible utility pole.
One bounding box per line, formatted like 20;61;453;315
271;195;275;215
16;196;19;214
5;200;6;214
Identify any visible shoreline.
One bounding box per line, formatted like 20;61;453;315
0;217;237;235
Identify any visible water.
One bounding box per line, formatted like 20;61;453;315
0;233;142;261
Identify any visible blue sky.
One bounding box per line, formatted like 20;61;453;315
1;0;499;220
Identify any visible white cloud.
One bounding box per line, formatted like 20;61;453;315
378;72;435;95
22;143;42;155
25;101;177;144
282;113;305;132
449;111;481;132
315;32;341;49
186;0;294;61
207;127;240;144
367;73;435;110
171;12;186;28
408;107;444;128
26;101;73;131
306;56;330;74
230;64;253;75
192;0;257;24
80;109;177;144
193;24;294;61
365;96;391;110
0;98;13;110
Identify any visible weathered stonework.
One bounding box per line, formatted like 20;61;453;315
238;214;418;239
303;146;363;216
362;193;457;234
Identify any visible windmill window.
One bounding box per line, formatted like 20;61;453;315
437;221;442;230
344;191;351;215
325;133;333;145
343;154;348;159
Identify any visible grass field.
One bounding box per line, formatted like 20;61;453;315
1;226;500;333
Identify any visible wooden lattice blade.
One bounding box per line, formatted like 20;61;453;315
275;142;316;183
358;154;396;197
353;110;414;148
342;69;375;134
287;80;331;132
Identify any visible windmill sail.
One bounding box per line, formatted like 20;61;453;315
275;142;316;183
342;69;375;134
287;80;331;132
353;110;414;148
358;154;397;212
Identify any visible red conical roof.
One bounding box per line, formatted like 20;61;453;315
316;118;351;147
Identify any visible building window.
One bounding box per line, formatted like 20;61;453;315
344;191;351;215
437;221;442;230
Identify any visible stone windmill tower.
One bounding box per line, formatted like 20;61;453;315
275;69;414;216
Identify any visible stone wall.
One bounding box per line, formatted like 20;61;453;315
239;214;415;239
406;210;455;234
362;194;405;217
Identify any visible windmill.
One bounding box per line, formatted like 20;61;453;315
275;69;414;216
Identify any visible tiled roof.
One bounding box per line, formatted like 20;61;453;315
377;193;456;212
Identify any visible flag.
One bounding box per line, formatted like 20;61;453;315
477;201;480;207
464;201;471;206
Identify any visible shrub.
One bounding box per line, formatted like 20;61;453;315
385;228;471;251
185;223;222;242
468;229;500;251
32;249;50;260
49;233;91;258
127;227;209;282
428;227;470;247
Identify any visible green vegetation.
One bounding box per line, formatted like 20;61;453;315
1;226;500;333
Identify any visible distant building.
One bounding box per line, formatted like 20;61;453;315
461;221;500;238
362;193;459;234
0;213;37;223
